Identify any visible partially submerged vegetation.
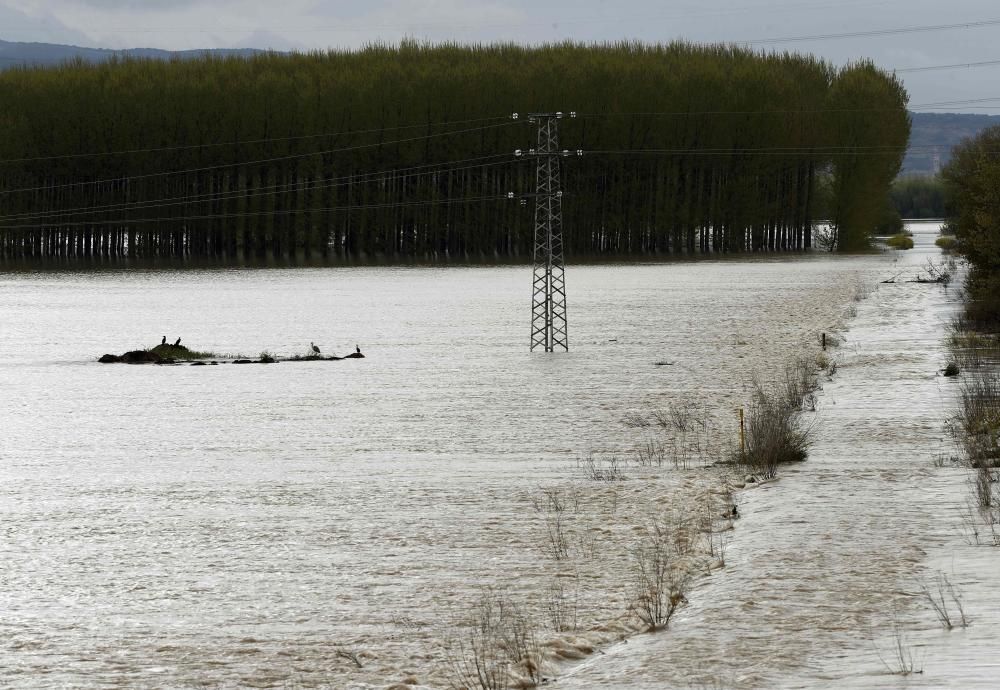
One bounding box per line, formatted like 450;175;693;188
935;235;957;251
942;124;1000;328
885;233;915;250
949;323;1000;528
890;175;948;219
432;342;843;688
151;343;217;360
0;43;908;261
940;124;1000;545
98;342;364;364
733;359;817;479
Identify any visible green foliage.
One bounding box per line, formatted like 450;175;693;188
886;233;914;250
943;125;1000;270
0;43;910;261
964;270;1000;329
942;124;1000;326
891;176;948;218
827;61;911;251
935;235;957;251
876;202;904;236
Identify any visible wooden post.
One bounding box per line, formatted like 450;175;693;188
739;407;746;456
822;332;827;351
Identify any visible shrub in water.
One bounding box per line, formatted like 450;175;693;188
886;233;915;250
936;235;957;251
733;361;814;478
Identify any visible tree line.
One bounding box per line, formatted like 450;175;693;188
0;41;911;262
890;176;948;219
942;125;1000;327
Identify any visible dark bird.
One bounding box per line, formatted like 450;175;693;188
174;337;181;347
161;336;166;345
731;505;740;519
355;344;361;354
311;342;321;355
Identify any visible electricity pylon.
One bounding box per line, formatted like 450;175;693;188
514;112;578;352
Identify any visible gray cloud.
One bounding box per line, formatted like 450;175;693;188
2;0;999;110
0;2;90;43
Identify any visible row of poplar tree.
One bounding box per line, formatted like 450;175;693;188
0;41;910;261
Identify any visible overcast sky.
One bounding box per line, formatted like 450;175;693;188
1;0;999;113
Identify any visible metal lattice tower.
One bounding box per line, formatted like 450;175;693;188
519;112;574;352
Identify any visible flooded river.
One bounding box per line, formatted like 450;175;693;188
4;226;983;688
556;226;999;689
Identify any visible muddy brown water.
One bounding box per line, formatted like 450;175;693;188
5;229;975;688
556;226;1000;689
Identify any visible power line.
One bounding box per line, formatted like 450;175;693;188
0;144;944;224
585;148;940;157
0;194;510;231
911;96;1000;107
0;145;944;227
0;115;509;165
0;155;520;224
577;98;1000;119
0;105;940;170
0;98;984;174
896;59;1000;73
743;17;1000;45
0;120;518;196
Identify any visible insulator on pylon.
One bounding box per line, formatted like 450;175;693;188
514;149;523;157
511;112;519;119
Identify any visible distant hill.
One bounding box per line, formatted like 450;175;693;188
0;38;268;69
903;112;1000;176
0;39;994;178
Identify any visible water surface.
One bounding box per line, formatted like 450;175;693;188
2;246;896;687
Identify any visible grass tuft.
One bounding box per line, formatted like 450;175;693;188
733;359;815;478
150;343;218;360
935;235;957;251
886;233;915;250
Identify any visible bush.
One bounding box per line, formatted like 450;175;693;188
628;517;691;631
963;270;1000;330
886;233;914;250
936;235;958;251
445;590;543;690
733;361;815;478
891;175;949;218
958;372;1000;466
876;205;904;235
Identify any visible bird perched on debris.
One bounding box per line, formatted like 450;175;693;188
311;342;321;355
161;336;166;345
174;337;181;347
355;344;361;354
